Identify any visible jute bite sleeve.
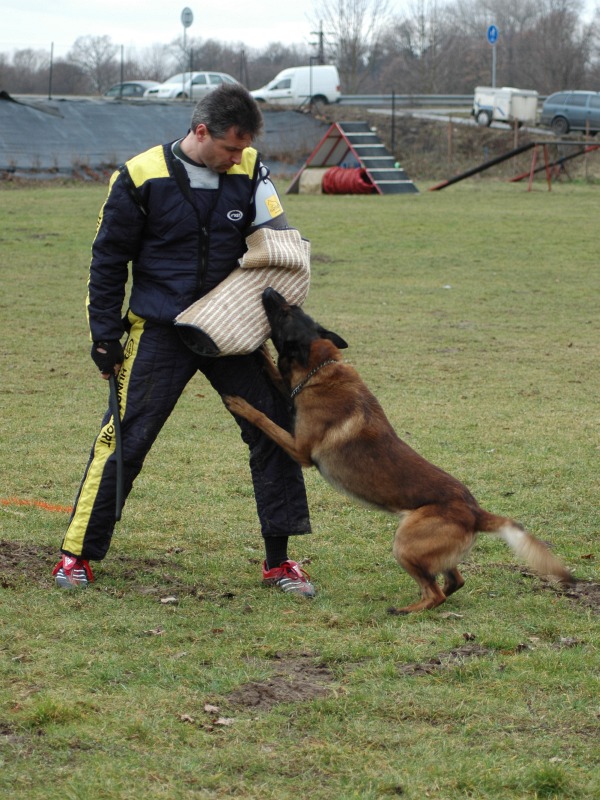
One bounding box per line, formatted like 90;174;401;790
174;227;311;356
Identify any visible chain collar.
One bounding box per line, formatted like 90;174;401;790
290;359;338;399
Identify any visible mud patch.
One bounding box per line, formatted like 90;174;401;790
522;567;600;614
226;653;335;710
108;553;207;599
397;643;493;676
397;633;590;677
553;580;600;614
0;539;56;588
0;539;207;598
443;560;600;615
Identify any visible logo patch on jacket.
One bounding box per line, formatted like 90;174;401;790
265;195;283;218
227;209;244;222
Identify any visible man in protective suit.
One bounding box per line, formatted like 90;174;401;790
53;83;315;598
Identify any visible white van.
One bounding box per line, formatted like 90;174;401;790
250;65;341;106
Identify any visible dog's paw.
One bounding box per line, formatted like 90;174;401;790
223;395;250;416
387;606;411;616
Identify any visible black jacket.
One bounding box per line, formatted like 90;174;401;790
87;141;260;341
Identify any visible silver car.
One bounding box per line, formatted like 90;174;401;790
540;91;600;135
144;71;238;100
104;81;160;98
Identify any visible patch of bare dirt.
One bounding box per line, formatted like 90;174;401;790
396;632;588;677
554;580;600;613
397;642;494;676
0;539;207;598
226;653;336;710
0;540;57;588
514;565;600;613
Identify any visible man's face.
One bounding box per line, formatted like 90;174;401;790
195;123;253;172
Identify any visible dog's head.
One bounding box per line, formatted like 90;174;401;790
262;287;348;380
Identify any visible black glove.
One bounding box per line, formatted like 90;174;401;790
91;340;124;374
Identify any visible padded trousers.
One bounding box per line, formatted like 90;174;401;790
61;312;311;561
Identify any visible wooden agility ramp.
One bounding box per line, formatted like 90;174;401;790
286;120;419;195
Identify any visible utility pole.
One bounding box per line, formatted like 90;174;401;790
310;21;326;64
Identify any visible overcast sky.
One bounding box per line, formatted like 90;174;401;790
1;1;333;57
1;1;597;59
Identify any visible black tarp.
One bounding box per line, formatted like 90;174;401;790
0;94;329;177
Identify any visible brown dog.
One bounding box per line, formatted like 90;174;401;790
225;288;573;613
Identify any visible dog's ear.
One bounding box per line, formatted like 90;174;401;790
318;326;348;349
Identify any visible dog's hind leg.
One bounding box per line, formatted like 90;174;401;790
442;568;465;597
388;563;446;615
389;509;473;614
389;513;446;614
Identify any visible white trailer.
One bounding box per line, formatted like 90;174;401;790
472;86;539;127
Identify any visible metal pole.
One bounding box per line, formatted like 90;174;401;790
109;373;124;522
183;27;186;97
391;91;395;152
492;43;496;88
120;45;124;97
48;42;53;99
180;8;194;98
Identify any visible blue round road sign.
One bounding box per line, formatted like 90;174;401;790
487;24;498;45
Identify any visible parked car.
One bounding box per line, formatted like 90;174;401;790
104;81;160;98
144;71;238;100
250;65;341;106
540;90;600;135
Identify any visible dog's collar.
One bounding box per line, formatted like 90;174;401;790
290;359;338;399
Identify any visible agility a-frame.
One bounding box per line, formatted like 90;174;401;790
286;120;419;195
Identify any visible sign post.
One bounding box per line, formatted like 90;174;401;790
180;8;194;97
487;24;498;87
181;6;194;43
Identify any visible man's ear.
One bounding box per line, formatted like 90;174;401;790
195;123;208;141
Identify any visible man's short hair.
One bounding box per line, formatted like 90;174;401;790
190;83;263;140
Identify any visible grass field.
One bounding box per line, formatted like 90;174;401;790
0;178;598;799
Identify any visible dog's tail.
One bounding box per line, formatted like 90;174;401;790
477;511;574;585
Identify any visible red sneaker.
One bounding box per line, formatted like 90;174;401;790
52;555;94;589
262;560;316;598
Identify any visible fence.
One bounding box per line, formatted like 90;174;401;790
338;94;473;108
337;94;548;109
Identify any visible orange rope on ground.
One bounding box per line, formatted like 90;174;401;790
1;497;73;514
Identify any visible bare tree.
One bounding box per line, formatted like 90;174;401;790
1;1;598;97
129;44;176;83
311;0;392;92
68;35;119;94
50;60;90;95
246;42;311;89
586;4;600;85
520;0;594;93
446;0;594;92
9;49;49;93
379;1;453;93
